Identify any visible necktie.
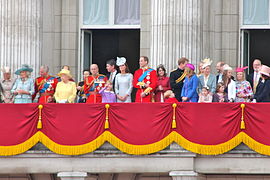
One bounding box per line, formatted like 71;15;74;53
254;73;258;93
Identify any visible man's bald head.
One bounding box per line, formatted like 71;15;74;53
90;64;99;76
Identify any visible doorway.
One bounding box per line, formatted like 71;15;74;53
242;29;270;73
82;29;140;75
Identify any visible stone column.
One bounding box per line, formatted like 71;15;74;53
169;171;205;180
0;0;41;77
150;0;202;71
57;172;88;180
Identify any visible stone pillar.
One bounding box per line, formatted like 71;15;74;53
169;171;205;180
150;0;202;71
0;0;41;77
57;172;88;180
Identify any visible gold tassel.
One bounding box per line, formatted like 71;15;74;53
240;104;246;130
37;105;43;129
172;103;177;129
105;104;110;129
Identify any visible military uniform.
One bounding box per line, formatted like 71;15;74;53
133;67;157;102
34;76;58;103
84;74;107;103
169;68;186;102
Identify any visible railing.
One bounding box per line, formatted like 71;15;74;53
0;103;269;156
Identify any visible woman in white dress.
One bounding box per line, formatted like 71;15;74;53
115;57;133;102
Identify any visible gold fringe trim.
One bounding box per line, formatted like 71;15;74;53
2;131;270;156
242;133;270;156
0;132;40;156
173;132;244;155
39;132;106;155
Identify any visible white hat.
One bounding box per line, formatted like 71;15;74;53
223;64;232;71
202;58;213;69
2;67;11;73
116;57;126;66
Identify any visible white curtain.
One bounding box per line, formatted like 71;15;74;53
0;0;41;78
243;0;269;25
83;0;109;25
114;0;140;25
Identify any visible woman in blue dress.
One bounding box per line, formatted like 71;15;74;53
181;63;199;102
11;64;35;103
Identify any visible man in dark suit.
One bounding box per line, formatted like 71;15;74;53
169;57;189;102
106;59;118;91
216;61;225;84
247;59;262;94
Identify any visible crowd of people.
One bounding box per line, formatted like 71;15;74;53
0;56;270;104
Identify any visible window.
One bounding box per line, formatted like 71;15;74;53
243;0;269;25
82;0;140;27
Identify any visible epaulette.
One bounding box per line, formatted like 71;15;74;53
170;68;177;72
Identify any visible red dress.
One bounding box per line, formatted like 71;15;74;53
154;76;171;102
165;98;178;103
84;74;107;103
133;67;157;102
34;75;58;103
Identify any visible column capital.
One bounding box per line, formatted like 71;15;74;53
57;172;88;180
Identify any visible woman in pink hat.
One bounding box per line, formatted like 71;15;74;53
253;65;270;102
181;63;199;102
235;66;253;102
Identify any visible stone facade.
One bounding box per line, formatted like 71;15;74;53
141;0;240;71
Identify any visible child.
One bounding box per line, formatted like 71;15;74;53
99;81;116;103
164;90;178;103
212;82;229;102
198;86;212;103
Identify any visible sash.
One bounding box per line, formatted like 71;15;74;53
138;69;154;82
175;71;187;84
40;77;55;93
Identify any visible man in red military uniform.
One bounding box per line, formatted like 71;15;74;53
133;56;157;102
84;64;107;103
34;65;58;103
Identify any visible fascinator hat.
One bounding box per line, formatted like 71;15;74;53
235;66;248;73
2;67;11;73
223;64;233;71
259;65;270;77
202;58;213;69
116;57;127;66
15;64;33;75
186;63;195;71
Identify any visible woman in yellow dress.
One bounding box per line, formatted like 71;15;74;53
54;69;76;103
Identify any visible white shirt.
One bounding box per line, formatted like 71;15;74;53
228;80;236;102
109;70;117;82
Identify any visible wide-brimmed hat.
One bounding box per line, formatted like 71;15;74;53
186;63;195;71
58;69;72;78
2;67;11;73
235;66;248;73
116;57;126;66
15;64;33;75
202;58;213;69
223;64;232;71
259;65;270;77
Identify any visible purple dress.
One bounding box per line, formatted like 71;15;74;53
99;87;116;103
